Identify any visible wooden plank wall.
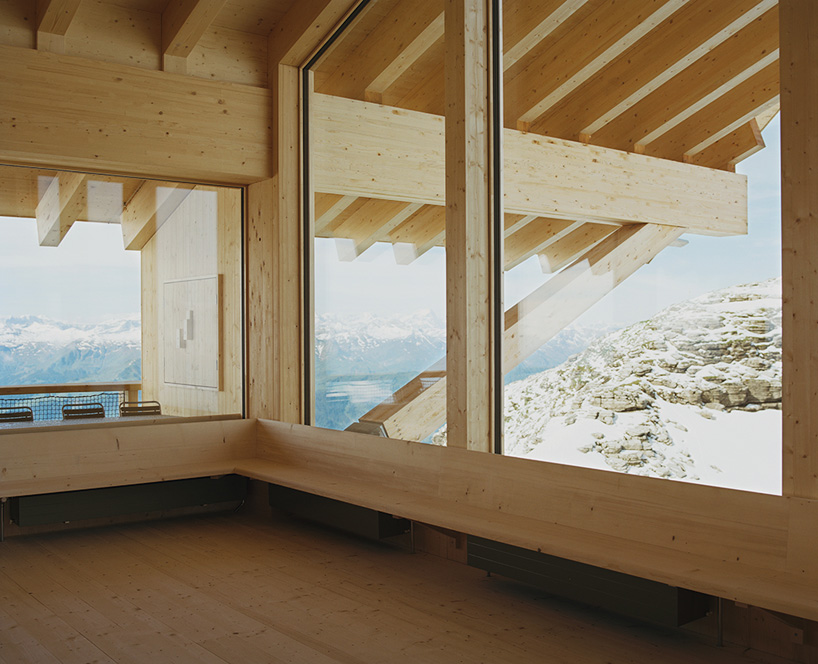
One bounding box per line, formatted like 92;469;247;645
0;45;271;184
141;187;243;417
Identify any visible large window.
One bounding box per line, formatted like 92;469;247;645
307;0;450;442
0;166;244;424
303;0;781;494
499;0;781;494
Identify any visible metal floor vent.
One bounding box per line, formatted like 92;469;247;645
268;484;409;540
468;536;709;627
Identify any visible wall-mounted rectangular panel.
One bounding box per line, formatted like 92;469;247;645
163;275;221;389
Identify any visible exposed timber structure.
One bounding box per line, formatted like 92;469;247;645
1;2;817;660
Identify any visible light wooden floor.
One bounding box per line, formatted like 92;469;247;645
0;512;783;664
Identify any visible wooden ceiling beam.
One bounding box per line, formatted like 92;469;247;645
35;172;87;247
312;93;747;236
389;204;446;264
537;223;617;273
361;223;683;441
267;0;358;69
685;120;765;171
589;8;778;152
503;0;590;72
504;213;538;238
318;0;443;101
162;0;230;73
314;194;358;235
365;12;444;104
531;0;776;140
505;0;690;130
0;167;140;222
36;0;82;53
327;197;417;238
344;201;424;259
120;181;195;251
389;0;588;115
504;218;581;271
640;61;779;161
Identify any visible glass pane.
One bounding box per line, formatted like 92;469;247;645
309;0;448;442
500;0;781;494
0;166;243;425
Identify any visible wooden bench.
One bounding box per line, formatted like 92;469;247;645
2;416;817;624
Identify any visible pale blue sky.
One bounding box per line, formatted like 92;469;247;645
0;217;140;323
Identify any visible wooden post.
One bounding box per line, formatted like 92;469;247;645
246;0;354;422
445;0;494;452
245;66;303;424
781;0;818;498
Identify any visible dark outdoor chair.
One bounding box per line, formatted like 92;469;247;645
119;400;162;417
62;403;106;420
0;406;34;423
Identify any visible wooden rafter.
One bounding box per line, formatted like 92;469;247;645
319;0;443;101
314;194;358;235
589;7;779;152
323;198;419;258
365;12;444;103
162;0;230;72
0;167;140;221
503;0;591;72
686;119;765;171
537;223;616;273
504;218;581;271
505;0;690;130
390;204;445;264
36;0;81;52
531;0;777;140
35;172;87;247
360;223;683;441
504;213;538;238
641;61;779;160
120;181;196;251
311;93;747;236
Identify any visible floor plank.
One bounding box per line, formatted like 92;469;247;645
0;512;782;663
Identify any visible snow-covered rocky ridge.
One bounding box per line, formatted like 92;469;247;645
0;315;141;385
501;278;782;494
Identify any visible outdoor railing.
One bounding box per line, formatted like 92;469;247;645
0;382;142;421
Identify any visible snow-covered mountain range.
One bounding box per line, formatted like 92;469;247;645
314;310;613;429
500;278;782;494
0;315;141;385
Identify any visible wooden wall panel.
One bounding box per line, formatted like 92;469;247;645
65;1;161;70
781;0;818;499
0;0;35;48
188;24;268;87
0;45;271;184
141;187;242;417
